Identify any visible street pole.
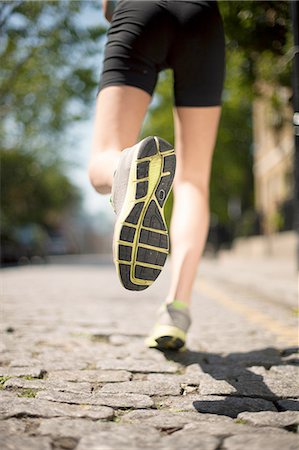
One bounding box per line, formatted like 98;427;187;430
290;0;299;268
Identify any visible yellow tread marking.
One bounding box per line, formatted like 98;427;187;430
122;222;137;228
158;149;175;157
132;172;170;183
137;149;174;164
195;279;298;346
116;240;168;254
116;260;131;266
116;260;163;270
132;177;148;182
137;243;168;254
117;241;133;247
137;156;157;163
134;261;163;270
141;226;168;235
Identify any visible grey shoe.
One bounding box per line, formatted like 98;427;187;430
145;300;191;350
111;136;176;291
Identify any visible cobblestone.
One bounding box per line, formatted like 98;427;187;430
155;394;277;417
37;389;154;408
222;432;298;450
0;367;45;378
100;380;182;396
95;357;179;373
46;369;132;383
1;436;52;450
0;395;114;420
4;377;92;394
1;260;297;449
75;424;161;450
237;410;299;428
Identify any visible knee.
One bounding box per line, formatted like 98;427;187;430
174;175;210;201
88;156;110;195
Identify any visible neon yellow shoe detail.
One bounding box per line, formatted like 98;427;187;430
146;300;191;351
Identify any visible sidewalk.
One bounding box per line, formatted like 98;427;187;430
1;255;298;450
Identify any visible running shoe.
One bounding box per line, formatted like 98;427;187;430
145;300;191;350
111;136;176;291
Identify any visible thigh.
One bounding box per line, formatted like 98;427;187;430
91;85;151;154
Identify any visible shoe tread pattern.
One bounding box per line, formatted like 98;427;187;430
118;137;175;290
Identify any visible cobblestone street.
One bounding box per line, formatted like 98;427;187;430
1;255;298;449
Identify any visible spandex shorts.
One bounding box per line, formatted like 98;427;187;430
99;0;225;106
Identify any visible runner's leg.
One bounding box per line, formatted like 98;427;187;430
88;85;151;194
166;106;221;305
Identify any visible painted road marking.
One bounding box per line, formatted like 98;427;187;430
195;279;298;346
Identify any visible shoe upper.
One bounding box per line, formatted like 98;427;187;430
157;302;191;333
111;146;135;217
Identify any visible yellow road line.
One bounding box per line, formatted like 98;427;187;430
195;279;298;346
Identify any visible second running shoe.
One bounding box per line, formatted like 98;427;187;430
111;136;176;291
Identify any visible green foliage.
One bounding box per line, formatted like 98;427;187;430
1;149;81;232
219;1;292;88
0;0;105;153
0;1;103;233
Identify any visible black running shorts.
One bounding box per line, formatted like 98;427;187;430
99;0;225;106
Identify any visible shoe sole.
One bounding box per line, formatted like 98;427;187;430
113;136;176;291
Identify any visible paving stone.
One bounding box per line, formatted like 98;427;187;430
0;367;45;378
47;369;132;383
100;380;181;396
109;334;134;345
277;399;299;411
177;421;290;438
4;377;91;394
237;411;299;428
120;409;232;429
96;358;178;373
222;432;299;450
219;377;296;400
38;418;110;439
125;343;169;362
198;374;237;396
145;371;202;386
9;358;42;368
269;364;299;377
1;435;52;450
25;357;89;371
37;390;154;408
0;418;27;434
0;396;114;420
255;374;299;398
156;395;277;418
76;424;161;450
224;348;282;367
161;429;220;450
188;366;299;399
197;364;255;380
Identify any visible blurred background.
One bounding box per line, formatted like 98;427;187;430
0;0;297;266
